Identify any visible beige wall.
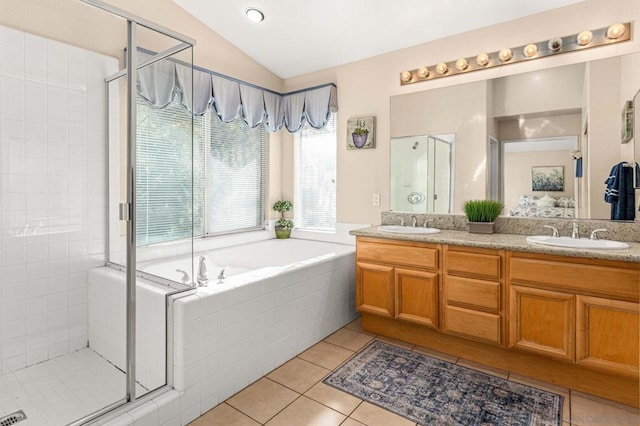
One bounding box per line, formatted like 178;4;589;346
282;0;640;225
498;114;582;141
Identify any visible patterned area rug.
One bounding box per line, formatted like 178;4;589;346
324;341;562;426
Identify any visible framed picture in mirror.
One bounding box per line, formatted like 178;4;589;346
531;166;564;192
622;100;633;143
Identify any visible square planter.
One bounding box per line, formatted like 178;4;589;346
468;221;495;234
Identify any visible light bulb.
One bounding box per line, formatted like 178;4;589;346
476;53;489;67
523;44;537;58
400;71;412;82
436;62;448;75
498;48;512;62
607;23;626;39
245;8;264;23
417;66;429;78
548;38;563;52
577;30;593;46
455;58;468;71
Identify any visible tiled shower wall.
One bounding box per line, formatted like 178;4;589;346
0;25;117;374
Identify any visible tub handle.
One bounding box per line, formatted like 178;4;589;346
176;269;190;285
217;268;226;281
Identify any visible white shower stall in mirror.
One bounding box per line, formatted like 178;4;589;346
390;134;454;214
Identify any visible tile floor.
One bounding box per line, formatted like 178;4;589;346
190;318;639;426
0;348;147;426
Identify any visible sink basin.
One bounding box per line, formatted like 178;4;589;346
377;225;441;235
526;235;629;250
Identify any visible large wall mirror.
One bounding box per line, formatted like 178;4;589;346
390;52;640;220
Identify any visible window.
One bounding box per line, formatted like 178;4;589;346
294;113;337;230
136;96;267;245
207;114;267;234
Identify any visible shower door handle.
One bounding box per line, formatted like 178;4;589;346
119;202;132;222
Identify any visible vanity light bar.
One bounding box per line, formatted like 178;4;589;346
400;22;631;85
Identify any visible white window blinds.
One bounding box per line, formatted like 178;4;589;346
136;97;204;245
136;96;266;246
294;112;337;231
208;115;267;234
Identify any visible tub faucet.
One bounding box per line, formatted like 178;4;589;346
412;216;417;227
197;256;209;287
571;222;579;239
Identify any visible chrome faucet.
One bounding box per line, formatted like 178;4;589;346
412;216;417;227
571;222;579;239
197;256;209;287
543;225;559;237
399;217;405;226
422;219;429;228
590;229;607;240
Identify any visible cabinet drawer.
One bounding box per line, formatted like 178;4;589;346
358;240;438;269
446;276;500;311
509;256;639;301
446;250;501;279
444;305;501;344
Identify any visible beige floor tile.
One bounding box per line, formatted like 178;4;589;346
344;318;364;332
324;328;375;352
412;345;458;364
265;396;346;426
341;418;366;426
350;402;416;426
374;336;415;350
226;378;299;424
571;392;639;426
190;403;260;426
456;358;509;379
299;342;355;370
267;357;331;394
508;373;570;422
304;382;362;415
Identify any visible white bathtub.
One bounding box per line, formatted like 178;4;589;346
89;237;358;418
140;238;355;286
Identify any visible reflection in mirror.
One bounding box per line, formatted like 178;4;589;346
390;134;454;213
390;52;640;220
501;136;578;219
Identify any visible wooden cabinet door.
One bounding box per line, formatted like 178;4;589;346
356;262;394;318
394;268;439;328
576;296;639;378
509;285;575;362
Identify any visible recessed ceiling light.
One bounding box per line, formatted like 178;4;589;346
245;8;264;23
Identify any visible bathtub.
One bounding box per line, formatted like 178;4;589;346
140;238;355;286
89;237;358;420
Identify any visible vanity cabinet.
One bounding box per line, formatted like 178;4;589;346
508;252;639;377
354;235;640;407
356;237;439;328
443;246;504;345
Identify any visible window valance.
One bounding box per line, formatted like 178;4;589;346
136;50;337;133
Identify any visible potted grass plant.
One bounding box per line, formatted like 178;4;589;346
273;200;294;239
462;199;504;234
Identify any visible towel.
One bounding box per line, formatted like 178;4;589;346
604;162;638;220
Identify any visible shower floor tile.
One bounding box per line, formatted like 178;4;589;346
0;348;134;426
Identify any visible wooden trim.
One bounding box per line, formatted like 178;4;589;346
362;313;639;408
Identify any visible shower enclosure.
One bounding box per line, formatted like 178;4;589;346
390;134;454;214
0;1;195;424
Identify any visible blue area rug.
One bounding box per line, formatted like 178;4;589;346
324;340;562;426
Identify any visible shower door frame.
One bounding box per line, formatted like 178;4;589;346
73;1;196;425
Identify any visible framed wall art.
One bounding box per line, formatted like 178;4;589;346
347;116;375;150
531;166;564;191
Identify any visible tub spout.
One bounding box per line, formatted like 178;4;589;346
197;256;209;287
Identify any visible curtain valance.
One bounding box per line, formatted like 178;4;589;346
136;51;337;133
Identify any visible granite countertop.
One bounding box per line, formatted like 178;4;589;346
350;226;640;263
